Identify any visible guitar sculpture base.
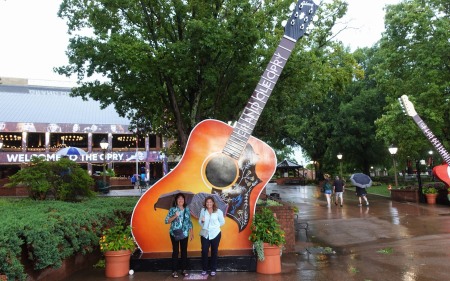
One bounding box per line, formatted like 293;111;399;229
130;250;256;272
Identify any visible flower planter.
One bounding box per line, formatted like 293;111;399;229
256;243;281;274
104;250;131;278
390;189;419;203
425;193;438;204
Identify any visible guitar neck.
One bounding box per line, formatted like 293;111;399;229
223;36;296;160
412;115;450;165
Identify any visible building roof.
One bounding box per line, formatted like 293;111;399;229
277;159;303;169
0;84;129;125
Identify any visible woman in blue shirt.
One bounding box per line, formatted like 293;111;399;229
165;193;193;278
198;196;225;277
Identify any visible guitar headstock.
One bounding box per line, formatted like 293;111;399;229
284;0;318;41
398;95;417;117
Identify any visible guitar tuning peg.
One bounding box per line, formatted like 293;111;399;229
281;20;287;27
289;2;296;11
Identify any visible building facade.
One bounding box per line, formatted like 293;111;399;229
0;77;166;181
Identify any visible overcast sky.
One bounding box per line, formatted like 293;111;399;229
0;0;401;87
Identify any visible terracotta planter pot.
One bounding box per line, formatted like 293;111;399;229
104;250;131;278
256;243;281;274
425;193;438;204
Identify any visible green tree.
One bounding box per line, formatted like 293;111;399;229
7;157;95;201
375;0;450;164
56;0;298;151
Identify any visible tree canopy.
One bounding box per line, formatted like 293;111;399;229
55;0;449;177
374;0;449;166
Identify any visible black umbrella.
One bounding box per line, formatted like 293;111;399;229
153;190;195;211
189;192;228;218
350;173;372;188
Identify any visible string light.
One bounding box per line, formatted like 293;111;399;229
117;136;137;142
0;134;22;141
61;135;84;141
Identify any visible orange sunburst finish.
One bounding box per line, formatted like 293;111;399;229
131;119;276;253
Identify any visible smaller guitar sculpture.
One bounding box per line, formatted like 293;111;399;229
399;95;450;186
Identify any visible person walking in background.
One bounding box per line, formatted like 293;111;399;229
165;193;194;278
131;174;136;188
198;196;225;277
333;176;345;207
322;174;333;207
356;186;369;206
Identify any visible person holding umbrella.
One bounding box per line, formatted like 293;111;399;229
350;173;371;207
165;193;194;278
198;196;225;277
356;186;369;206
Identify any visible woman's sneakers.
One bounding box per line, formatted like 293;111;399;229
201;271;207;276
210;271;216;276
172;271;179;278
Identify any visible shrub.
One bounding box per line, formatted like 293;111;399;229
7;157;95;201
0;197;138;280
249;207;285;261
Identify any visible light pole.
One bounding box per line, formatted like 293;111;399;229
337;153;343;179
100;138;109;189
388;145;398;187
428;150;434;181
0;139;3;150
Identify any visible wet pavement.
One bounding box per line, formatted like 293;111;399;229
67;183;450;281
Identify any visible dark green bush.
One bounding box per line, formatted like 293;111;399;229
0;197;138;280
7;157;95;201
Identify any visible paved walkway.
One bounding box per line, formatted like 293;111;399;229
67;183;450;281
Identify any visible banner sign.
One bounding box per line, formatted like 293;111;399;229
0;151;163;164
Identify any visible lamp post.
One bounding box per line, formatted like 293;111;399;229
0;139;3;150
100;138;109;189
388;145;398;187
337;153;343;179
309;160;315;181
428;150;434;181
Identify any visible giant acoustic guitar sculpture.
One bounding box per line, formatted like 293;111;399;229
131;0;318;253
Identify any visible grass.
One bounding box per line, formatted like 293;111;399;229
377;247;394;254
345;184;391;197
366;184;391;197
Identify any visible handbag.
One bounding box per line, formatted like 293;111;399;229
199;208;209;238
172;209;187;241
173;229;186;241
199;229;208;238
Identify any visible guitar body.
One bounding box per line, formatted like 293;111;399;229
432;164;450;187
131;119;276;253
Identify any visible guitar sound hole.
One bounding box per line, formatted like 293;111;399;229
205;154;237;188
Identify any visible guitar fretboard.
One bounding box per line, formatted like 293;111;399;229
412;115;450;165
223;36;296;160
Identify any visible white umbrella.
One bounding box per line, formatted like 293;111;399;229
55;147;87;156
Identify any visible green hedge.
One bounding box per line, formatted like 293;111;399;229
0;197;138;280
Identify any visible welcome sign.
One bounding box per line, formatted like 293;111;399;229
0;151;163;164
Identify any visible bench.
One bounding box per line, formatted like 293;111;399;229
294;213;308;238
96;180;110;194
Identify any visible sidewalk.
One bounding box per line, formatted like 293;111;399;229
67;183;450;281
